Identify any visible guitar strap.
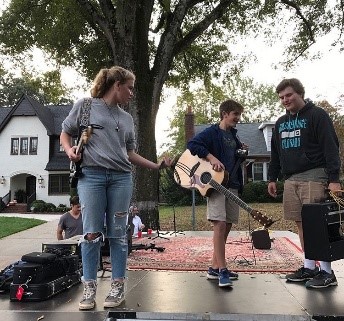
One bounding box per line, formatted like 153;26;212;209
77;98;92;151
79;98;92;130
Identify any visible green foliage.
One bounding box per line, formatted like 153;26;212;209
30;200;59;212
1;1;341;89
0;69;73;106
241;181;284;203
164;76;279;154
0;216;46;239
159;168;206;206
14;189;26;203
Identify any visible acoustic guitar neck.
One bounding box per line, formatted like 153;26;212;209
209;178;253;214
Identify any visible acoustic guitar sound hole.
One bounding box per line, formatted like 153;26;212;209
200;172;212;184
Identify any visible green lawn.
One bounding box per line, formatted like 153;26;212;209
0;217;46;239
0;203;294;239
159;203;296;233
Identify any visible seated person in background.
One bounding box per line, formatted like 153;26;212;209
129;205;145;236
57;196;82;240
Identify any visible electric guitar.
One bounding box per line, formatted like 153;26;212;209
174;149;275;228
69;126;93;188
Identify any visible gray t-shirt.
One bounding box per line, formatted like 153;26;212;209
58;212;83;239
62;98;136;172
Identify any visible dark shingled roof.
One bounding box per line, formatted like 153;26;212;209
45;156;70;171
0;106;11;123
48;105;72;135
0;94;72;135
195;123;270;157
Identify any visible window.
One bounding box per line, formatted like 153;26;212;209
20;138;28;155
10;136;38;155
253;163;264;181
11;138;19;155
59;137;77;152
29;137;38;155
49;174;70;194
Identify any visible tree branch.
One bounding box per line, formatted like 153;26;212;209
173;0;236;56
280;0;315;43
76;0;117;59
98;0;116;25
150;0;234;114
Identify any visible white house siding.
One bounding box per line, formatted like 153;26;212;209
0;116;68;206
259;122;275;152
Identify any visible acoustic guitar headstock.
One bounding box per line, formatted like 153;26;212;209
250;210;276;228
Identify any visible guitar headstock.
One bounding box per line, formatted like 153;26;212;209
250;210;276;228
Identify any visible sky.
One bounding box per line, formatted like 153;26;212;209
155;34;344;153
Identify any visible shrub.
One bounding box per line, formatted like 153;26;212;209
30;200;56;212
45;203;56;212
241;181;284;203
31;200;46;212
56;204;68;212
14;189;26;203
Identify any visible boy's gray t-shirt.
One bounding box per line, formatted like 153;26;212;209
62;98;136;172
58;212;83;239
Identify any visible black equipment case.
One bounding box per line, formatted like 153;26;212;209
14;254;80;285
13;261;58;284
42;240;81;260
10;271;81;301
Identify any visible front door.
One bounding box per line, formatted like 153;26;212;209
26;176;36;209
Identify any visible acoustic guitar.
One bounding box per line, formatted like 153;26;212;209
174;149;275;228
69;126;93;188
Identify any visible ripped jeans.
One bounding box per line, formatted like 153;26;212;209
78;166;133;281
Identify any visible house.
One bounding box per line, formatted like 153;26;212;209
184;106;275;182
0;94;73;210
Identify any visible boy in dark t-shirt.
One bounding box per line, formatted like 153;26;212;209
57;196;82;240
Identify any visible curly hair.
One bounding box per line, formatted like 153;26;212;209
90;66;135;98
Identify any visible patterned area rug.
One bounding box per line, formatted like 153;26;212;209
118;235;303;273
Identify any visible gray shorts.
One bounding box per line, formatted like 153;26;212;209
283;180;327;221
207;189;239;224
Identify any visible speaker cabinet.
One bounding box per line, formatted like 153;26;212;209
251;229;271;250
302;201;344;262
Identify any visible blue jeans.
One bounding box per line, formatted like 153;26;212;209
78;166;133;281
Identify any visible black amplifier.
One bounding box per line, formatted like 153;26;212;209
302;201;344;262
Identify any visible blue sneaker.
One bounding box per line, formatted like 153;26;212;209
218;268;233;287
207;267;238;280
206;267;219;280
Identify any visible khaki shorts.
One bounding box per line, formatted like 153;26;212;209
283;180;327;221
207;189;239;224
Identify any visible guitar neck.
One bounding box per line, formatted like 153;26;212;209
75;140;84;156
209;179;253;214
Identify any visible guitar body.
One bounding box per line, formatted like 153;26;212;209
174;149;229;197
174;149;275;228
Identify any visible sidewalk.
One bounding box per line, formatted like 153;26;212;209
1;215;344;321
